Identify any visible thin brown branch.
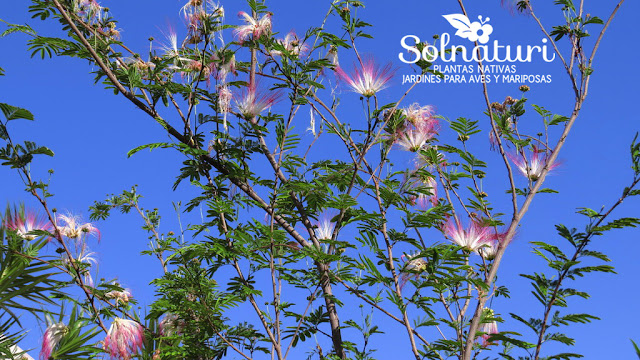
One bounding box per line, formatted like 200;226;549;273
527;1;580;97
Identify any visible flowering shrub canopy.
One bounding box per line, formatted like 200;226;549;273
0;1;638;360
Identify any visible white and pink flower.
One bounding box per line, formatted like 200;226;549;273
335;57;394;97
271;31;309;57
508;147;560;181
400;253;428;290
159;26;180;58
3;209;52;241
235;83;281;119
75;0;103;22
159;313;184;337
40;316;67;360
415;177;438;209
478;241;498;260
327;46;339;67
313;217;335;240
480;308;499;346
64;244;98;287
209;52;237;82
104;318;144;359
218;85;232;114
105;289;132;305
402;103;436;129
57;214;100;241
396;128;435;152
234;11;272;42
181;0;203;15
443;217;493;253
394;103;438;152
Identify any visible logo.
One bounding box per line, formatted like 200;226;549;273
398;12;555;85
443;14;493;44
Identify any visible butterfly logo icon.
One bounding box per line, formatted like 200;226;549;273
443;14;494;44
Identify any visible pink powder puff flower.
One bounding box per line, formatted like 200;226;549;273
76;0;104;25
401;104;439;142
209;52;237;81
131;59;155;73
235;83;281;120
105;27;121;41
105;289;133;305
478;241;498;260
104;318;144;360
217;85;233;130
159;313;184;337
234;11;272;42
481;321;499;346
508;146;560;181
399;253;428;290
404;173;438;209
192;60;208;76
489;129;500;150
480;308;499;346
402;103;436;128
218;85;232;114
271;31;309;57
396;127;435;152
307;108;317;137
181;0;203;15
415;177;438;209
395;113;439;152
57;214;100;241
184;60;211;81
313;217;335;240
256;13;272;34
159;26;180;58
208;1;224;18
443;217;493;253
181;0;205;33
40;316;67;360
3;209;52;241
479;226;512;260
76;0;102;17
64;244;98;287
335;57;394;97
327;46;339;67
185;11;205;42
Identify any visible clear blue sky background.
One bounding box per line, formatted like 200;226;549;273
1;1;639;359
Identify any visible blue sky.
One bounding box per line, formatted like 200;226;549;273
1;0;639;358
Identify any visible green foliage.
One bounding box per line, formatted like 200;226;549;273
506;142;640;358
632;339;640;358
0;207;63;358
48;306;102;359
